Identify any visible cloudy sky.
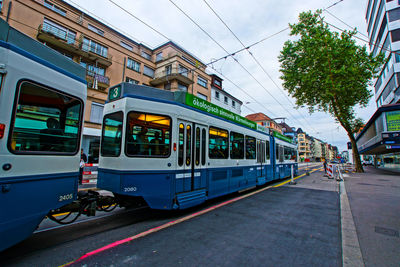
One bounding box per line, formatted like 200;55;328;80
66;0;373;152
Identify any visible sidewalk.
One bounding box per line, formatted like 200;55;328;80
343;166;400;267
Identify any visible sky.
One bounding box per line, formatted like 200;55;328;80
65;0;374;152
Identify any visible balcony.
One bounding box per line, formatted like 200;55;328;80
150;67;193;87
86;71;110;90
37;23;79;54
79;39;113;67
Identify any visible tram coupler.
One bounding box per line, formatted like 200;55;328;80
48;190;118;224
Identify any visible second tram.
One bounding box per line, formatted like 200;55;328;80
98;83;297;210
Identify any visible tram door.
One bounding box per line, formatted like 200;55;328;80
177;120;207;193
256;140;266;177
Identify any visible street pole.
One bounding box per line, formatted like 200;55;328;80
289;164;297;185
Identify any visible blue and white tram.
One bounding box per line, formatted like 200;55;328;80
0;20;86;251
98;83;297;210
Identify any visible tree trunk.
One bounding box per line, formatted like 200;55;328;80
348;133;364;173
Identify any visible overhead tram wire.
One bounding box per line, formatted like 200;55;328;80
323;9;370;39
202;0;319;134
168;0;314;132
103;0;286;118
209;66;278;118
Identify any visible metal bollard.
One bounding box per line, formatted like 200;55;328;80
289;164;297;185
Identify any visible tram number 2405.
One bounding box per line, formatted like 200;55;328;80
58;193;74;202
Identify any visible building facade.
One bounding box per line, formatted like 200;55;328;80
1;0;220;162
245;113;283;134
310;138;323;162
366;0;400;107
296;129;311;161
210;74;242;114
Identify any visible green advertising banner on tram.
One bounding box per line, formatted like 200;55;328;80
386;110;400;131
185;93;257;130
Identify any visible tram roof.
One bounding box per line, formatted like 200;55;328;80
0;19;86;84
108;83;295;144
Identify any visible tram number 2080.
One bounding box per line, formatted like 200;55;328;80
124;187;137;192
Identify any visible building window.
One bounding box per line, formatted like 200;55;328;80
141;51;151;60
126;77;139;84
127;58;140;72
178;83;188;92
232;100;236;108
156;52;163;62
43;18;76;44
80;61;105;76
43;0;66;16
391;28;400;43
165;65;172;75
88;24;104;36
120;41;133;51
215;91;220;99
143;65;155;78
395;51;400;62
389;7;400;22
214;79;221;87
224;96;228;104
90;102;104;124
82;37;108;58
179;65;189;77
197;93;207;100
197;76;207;88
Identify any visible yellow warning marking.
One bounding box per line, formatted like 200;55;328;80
273;167;323;187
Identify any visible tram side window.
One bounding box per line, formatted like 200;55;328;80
279;145;284;162
9;81;82;154
245;136;256;159
201;128;206;165
284;146;292;160
178;124;184;166
186;125;191;166
125;112;171;157
230;131;244;159
291;148;297;161
195;127;200;166
266;140;270;160
209;127;228;159
101;112;123;157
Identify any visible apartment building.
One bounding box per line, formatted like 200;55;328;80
310;137;323;162
366;0;400;106
245;113;283;134
1;0;213;162
210;74;242;114
296;128;311;161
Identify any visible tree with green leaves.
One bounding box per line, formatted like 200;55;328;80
278;10;384;172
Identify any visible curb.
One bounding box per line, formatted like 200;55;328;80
340;181;364;267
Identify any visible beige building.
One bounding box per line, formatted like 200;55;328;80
1;0;213;162
296;130;311;161
245;113;283;134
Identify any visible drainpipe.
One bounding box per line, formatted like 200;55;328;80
122;57;126;82
6;1;12;23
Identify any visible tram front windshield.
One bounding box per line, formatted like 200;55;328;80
9;81;83;154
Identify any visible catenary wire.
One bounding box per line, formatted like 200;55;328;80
202;0;319;134
168;0;317;133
